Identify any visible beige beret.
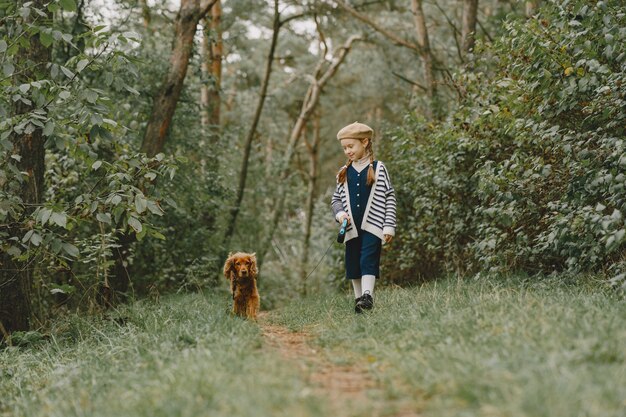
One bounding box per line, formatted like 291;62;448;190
336;121;373;140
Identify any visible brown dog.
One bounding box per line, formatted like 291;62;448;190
223;252;260;320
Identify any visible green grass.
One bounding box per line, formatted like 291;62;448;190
1;276;625;417
272;276;626;417
0;292;325;417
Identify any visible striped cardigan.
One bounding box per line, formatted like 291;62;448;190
331;161;397;244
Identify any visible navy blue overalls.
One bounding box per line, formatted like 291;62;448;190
345;161;382;279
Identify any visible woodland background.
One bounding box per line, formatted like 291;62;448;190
1;0;625;337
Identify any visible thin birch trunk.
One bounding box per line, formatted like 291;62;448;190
222;0;280;253
410;0;436;118
461;0;479;55
257;35;361;270
300;113;321;295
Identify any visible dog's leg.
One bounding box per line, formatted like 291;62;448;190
247;297;259;320
234;300;245;317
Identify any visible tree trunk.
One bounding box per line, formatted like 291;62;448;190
299;113;321;295
0;0;49;338
112;0;214;300
208;0;222;127
200;27;210;130
410;0;436;118
462;0;479;55
140;0;217;157
222;0;280;254
257;35;361;270
200;1;222;141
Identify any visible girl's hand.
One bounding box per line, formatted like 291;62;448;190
340;213;351;224
383;234;393;244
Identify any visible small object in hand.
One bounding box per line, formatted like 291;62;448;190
337;218;348;243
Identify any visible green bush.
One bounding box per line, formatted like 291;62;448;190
382;0;626;286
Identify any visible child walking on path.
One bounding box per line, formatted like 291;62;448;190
331;122;397;313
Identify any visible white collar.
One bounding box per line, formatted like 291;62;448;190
352;154;372;173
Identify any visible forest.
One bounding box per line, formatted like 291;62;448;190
1;0;625;415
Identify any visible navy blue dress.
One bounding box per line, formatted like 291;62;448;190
345;161;382;279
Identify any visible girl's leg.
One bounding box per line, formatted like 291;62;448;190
361;274;375;296
358;231;381;310
351;278;362;298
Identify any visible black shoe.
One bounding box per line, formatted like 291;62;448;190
354;296;363;314
356;292;373;311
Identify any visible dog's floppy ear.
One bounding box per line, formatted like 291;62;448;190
249;253;258;278
223;252;234;279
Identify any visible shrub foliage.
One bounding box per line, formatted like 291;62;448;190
383;0;626;286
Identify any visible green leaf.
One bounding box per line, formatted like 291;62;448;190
128;216;142;233
40;31;53;48
51;212;67;228
59;0;77;12
124;85;140;95
92;160;102;170
134;194;147;214
6;246;21;257
43;121;54;136
62;243;79;258
151;230;166;240
96;212;111;224
22;230;34;243
41;208;52;225
59;90;70;100
147;200;164;216
76;59;89;72
104;72;113;86
0;41;7;53
84;89;98;103
30;232;42;246
50;284;76;295
60;66;74;79
3;62;15;77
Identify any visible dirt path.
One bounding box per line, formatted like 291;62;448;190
258;312;420;417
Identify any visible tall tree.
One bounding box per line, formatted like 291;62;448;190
410;0;436;118
140;0;217;157
222;0;280;253
299;112;321;294
200;0;222;133
462;0;479;55
110;0;216;299
0;0;50;337
334;0;440;117
258;34;362;269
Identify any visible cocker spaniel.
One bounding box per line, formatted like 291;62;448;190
223;252;260;320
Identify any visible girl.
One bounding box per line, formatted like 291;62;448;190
331;121;397;313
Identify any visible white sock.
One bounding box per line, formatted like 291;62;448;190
361;275;376;297
351;279;362;298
